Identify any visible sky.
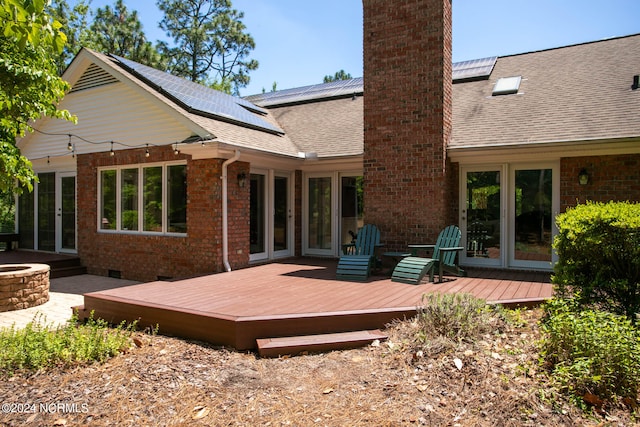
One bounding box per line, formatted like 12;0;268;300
72;0;640;96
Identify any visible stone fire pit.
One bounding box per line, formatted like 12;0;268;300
0;264;50;312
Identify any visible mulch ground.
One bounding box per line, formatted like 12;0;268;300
0;309;637;426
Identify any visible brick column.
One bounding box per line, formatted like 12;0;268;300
363;0;453;249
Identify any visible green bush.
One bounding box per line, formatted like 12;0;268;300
417;292;495;343
553;201;640;320
0;313;136;375
539;298;640;403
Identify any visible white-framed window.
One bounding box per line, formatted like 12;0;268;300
98;161;187;235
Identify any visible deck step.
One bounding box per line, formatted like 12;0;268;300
50;265;88;279
256;329;388;357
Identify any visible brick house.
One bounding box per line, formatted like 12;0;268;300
17;0;640;281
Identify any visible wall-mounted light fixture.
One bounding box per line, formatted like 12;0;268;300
237;172;247;188
578;168;589;185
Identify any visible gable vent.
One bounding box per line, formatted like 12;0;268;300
69;63;119;93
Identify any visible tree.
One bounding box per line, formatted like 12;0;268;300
323;69;352;83
157;0;258;94
88;0;165;69
0;0;75;192
47;0;92;74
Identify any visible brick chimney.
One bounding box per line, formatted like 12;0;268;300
363;0;454;249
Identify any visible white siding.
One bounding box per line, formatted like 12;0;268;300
20;82;194;161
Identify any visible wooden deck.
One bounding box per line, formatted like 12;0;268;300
76;258;553;351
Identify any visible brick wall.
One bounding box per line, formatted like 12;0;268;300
363;0;455;250
77;146;250;281
560;154;640;211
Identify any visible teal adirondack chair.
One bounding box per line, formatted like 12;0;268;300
336;224;382;281
391;225;466;284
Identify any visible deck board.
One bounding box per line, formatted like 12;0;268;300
78;259;553;351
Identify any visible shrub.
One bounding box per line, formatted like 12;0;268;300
539;298;640;403
417;292;496;343
553;201;640;320
0;313;136;375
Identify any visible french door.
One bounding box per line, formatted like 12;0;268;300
303;172;363;257
17;172;77;253
461;163;558;269
249;170;292;262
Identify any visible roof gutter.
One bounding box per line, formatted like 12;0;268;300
221;150;241;272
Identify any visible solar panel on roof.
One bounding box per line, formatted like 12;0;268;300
245;77;363;107
452;56;497;82
110;54;283;134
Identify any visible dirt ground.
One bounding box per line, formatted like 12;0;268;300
0;309;637;426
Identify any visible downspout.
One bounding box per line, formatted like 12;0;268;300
221;150;241;272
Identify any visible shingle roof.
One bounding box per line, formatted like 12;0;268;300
76;34;640;161
268;95;364;158
451;34;640;148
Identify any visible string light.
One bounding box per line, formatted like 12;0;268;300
26;127;211;162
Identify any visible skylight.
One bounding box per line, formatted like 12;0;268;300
492;76;522;96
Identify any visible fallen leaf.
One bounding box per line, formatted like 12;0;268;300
622;397;638;409
192;405;209;420
53;419;67;426
133;337;144;348
416;384;429;392
583;392;603;407
323;388;334;394
453;357;463;370
370;339;380;347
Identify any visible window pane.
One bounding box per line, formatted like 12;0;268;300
167;165;186;233
143;167;163;232
121;168;139;231
100;170;117;230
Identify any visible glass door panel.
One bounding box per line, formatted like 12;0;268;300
250;173;267;258
308;177;332;251
273;175;289;254
463;170;502;266
59;175;76;251
513;169;553;263
340;176;363;251
18;187;34;249
37;173;56;251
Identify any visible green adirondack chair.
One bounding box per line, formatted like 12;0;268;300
391;225;466;284
336;224;382;281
